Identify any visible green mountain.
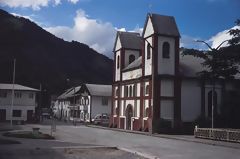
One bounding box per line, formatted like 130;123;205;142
0;9;113;94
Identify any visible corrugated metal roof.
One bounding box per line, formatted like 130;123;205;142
0;84;39;91
123;56;142;71
148;13;180;37
85;84;112;97
118;31;143;50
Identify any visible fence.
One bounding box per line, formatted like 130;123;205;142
194;126;240;143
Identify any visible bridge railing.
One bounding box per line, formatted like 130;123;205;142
194;126;240;143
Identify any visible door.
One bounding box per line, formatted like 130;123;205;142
27;110;34;122
126;105;133;130
0;109;6;122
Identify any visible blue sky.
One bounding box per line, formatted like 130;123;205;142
0;0;239;57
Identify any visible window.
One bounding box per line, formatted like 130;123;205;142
147;43;151;59
144;107;149;117
115;88;119;97
0;90;7;98
85;97;89;105
12;110;21;117
162;42;170;58
117;55;120;69
133;84;136;97
125;86;128;97
129;55;135;64
129;86;132;97
14;92;22;98
29;93;34;99
102;97;108;105
145;85;149;95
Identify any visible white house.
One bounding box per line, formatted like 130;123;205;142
54;83;111;122
110;13;239;133
0;84;39;122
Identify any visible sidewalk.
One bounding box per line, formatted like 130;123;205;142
87;125;240;149
0;122;22;132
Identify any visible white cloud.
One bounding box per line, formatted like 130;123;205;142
0;0;81;10
0;0;50;10
180;35;209;50
68;0;79;4
208;26;240;49
45;9;117;58
44;10;144;58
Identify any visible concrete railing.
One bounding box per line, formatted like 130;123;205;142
194;126;240;143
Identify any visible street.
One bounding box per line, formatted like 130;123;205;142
28;121;240;159
1;121;240;159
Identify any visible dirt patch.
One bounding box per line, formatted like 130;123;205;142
62;147;147;159
3;131;54;140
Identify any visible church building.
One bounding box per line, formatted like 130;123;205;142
110;13;239;133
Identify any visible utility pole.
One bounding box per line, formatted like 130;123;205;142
195;40;229;129
10;59;16;127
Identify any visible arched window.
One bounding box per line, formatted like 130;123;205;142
133;85;136;97
129;86;132;97
125;86;128;97
208;90;217;117
145;107;149;117
145;85;149;95
117;55;120;69
162;42;170;58
147;43;151;59
115;88;119;97
129;55;135;64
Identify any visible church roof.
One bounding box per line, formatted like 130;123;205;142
123;56;142;71
143;13;180;37
179;55;205;77
114;31;142;50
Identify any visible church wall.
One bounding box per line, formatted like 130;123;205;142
124;50;140;67
122;69;142;81
181;79;201;122
160;79;174;97
157;36;175;75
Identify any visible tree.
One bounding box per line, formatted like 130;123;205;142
182;19;240;128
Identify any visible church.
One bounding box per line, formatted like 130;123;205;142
110;13;239;133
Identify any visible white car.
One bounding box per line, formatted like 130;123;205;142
92;114;109;125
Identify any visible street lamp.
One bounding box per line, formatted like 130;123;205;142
195;39;229;129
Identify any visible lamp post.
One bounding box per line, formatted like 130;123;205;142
10;59;16;127
195;40;229;129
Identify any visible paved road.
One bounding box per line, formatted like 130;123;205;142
28;121;240;159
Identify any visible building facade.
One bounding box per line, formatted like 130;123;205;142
110;13;239;133
0;84;39;122
53;83;112;122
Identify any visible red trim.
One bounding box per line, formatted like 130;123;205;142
173;37;182;129
151;34;160;133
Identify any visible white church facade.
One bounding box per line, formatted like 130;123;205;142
110;13;238;133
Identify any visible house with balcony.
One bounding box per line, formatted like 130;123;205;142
0;83;39;122
54;83;112;122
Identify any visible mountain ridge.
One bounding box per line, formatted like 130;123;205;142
0;9;113;94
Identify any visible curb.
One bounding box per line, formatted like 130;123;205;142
86;125;240;149
118;147;159;159
52;145;157;159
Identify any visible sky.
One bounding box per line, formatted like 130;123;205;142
0;0;239;58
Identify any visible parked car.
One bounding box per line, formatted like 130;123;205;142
92;114;109;125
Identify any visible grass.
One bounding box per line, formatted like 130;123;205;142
3;131;55;140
